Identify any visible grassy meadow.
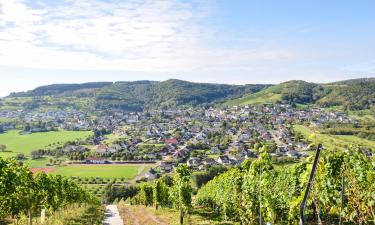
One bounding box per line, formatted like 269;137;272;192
0;130;92;157
294;124;375;150
52;164;152;179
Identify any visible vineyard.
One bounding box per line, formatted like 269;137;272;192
0;157;99;224
124;146;375;225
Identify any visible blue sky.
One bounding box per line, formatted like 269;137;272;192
0;0;374;96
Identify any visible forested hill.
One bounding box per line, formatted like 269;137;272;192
9;82;113;97
7;79;270;111
6;78;374;111
224;78;375;110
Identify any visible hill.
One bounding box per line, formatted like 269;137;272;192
223;78;375;110
7;79;269;111
224;80;317;106
95;79;269;110
9;82;113;97
5;78;375;111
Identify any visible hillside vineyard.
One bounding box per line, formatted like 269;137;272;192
0;78;374;224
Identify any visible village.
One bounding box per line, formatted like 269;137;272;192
0;103;356;182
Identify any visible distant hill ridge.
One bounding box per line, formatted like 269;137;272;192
7;78;375;111
224;78;375;110
9;79;270;110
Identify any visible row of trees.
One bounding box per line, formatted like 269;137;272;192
196;146;375;224
0;157;98;224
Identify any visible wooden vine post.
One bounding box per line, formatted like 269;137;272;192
299;144;323;225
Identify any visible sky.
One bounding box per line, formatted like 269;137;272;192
0;0;374;96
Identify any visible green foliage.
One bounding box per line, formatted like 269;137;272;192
96;80;267;110
9;82;112;97
196;167;243;221
139;183;154;207
191;166;227;189
7;80;268;111
103;184;139;204
0;130;92;158
170;164;193;225
153;179;171;209
0;157;97;221
196;147;375;224
224;79;375;110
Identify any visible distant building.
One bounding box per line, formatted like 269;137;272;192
86;157;107;164
164;138;178;144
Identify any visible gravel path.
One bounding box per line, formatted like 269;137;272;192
103;205;124;225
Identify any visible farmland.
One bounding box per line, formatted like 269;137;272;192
0;130;92;157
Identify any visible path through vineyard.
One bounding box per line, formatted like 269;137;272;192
118;205;168;225
103;205;124;225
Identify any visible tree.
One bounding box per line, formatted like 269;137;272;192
153;179;170;209
0;144;6;151
171;164;192;225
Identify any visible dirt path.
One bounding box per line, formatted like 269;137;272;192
118;205;168;225
103;205;124;225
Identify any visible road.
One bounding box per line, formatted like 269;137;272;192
103;205;124;225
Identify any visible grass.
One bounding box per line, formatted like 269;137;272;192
24;157;52;167
0;130;92;157
52;164;152;179
10;204;104;225
119;204;234;225
207;154;221;159
294;124;375;151
223;84;284;107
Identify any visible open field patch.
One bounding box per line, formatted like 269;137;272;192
0;130;92;157
52;164;153;179
294;124;375;150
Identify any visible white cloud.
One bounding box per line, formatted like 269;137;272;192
0;0;295;73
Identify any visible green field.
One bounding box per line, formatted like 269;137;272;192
223;86;282;107
25;157;52;167
294;124;375;150
0;130;92;157
52;164;152;179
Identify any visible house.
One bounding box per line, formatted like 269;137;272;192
167;144;176;153
160;161;174;173
164;138;178;145
229;155;244;164
86;157;107;164
203;158;216;166
144;168;157;181
187;157;201;167
173;147;190;161
196;133;205;142
96;144;107;154
210;147;221;154
261;132;272;140
217;155;230;165
286;150;301;159
241;150;258;159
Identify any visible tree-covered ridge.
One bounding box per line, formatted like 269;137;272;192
317;80;375;110
5;77;375;111
96;79;269;110
7;79;269;111
224;79;375;110
9;82;113;97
